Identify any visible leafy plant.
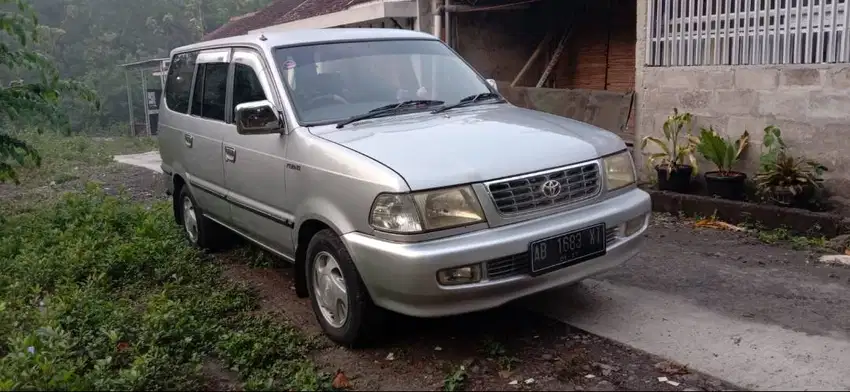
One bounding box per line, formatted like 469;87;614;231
754;151;827;195
1;0;99;184
754;125;828;200
640;108;700;175
443;365;467;392
758;125;786;172
695;127;749;176
480;338;519;372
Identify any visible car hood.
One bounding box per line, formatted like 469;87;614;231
309;104;627;191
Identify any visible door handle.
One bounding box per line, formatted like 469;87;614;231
224;145;237;163
183;133;194;148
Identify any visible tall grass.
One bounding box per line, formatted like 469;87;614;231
0;185;329;390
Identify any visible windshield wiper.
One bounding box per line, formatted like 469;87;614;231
335;100;444;129
431;92;505;114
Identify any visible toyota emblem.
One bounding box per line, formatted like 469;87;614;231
540;180;562;198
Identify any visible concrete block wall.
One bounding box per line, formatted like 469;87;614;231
634;1;850;192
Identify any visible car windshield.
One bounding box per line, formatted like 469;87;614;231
273;39;495;125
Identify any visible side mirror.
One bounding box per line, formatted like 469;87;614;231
235;100;283;135
486;78;498;92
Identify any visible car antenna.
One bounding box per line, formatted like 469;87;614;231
259;33;268;41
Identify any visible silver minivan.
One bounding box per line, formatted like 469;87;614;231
159;28;651;346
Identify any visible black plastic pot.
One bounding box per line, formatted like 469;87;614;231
704;171;747;200
656;165;693;193
766;184;814;208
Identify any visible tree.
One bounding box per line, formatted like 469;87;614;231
7;0;274;132
0;0;98;183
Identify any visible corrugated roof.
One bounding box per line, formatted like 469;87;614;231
202;0;377;41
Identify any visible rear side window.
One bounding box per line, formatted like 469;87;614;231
164;51;198;113
190;63;229;122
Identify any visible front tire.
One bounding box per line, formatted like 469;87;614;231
305;229;383;347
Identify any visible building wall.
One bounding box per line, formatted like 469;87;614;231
553;0;636;92
453;6;547;83
634;2;850;191
452;0;637;133
452;0;636;92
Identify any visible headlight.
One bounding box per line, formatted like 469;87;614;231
603;151;636;191
369;186;486;234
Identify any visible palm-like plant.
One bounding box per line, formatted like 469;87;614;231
755;152;826;195
695;127;749;176
754;126;828;206
640;108;700;176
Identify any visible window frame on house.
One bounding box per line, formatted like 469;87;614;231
646;0;850;66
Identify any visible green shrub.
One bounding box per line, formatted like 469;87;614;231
0;185;328;390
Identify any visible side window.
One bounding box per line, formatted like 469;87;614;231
190;62;229;122
232;63;267;115
164;51;198;113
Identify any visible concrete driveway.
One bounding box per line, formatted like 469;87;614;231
116;150;850;391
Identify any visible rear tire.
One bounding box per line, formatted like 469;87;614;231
175;186;229;251
305;229;384;347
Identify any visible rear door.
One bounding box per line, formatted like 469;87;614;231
182;48;232;221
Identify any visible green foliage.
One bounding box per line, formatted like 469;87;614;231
3;129;156;187
1;0;99;184
6;0;276;133
757;125;786;172
750;226;827;250
695;126;749;175
1;0;275;183
480;338;519;372
755;152;827;195
442;365;467;392
754;126;828;196
640;108;700;176
0;185;329;390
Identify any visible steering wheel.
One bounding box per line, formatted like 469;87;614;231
306;94;349;107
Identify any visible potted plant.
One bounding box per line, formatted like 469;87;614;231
640;108;700;193
695;126;750;200
754;126;828;208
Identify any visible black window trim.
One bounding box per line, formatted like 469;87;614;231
225;61;235;124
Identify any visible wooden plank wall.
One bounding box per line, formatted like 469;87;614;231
552;0;636;93
549;0;637;135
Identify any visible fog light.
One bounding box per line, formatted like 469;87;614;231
437;265;482;286
624;214;646;237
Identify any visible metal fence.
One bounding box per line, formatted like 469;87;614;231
646;0;850;66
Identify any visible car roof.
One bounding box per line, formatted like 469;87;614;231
170;28;439;57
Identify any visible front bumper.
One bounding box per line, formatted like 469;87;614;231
342;188;651;318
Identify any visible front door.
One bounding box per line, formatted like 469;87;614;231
222;48;296;257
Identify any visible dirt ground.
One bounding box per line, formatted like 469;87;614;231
2;164;741;391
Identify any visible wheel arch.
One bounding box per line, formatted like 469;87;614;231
294;218;336;298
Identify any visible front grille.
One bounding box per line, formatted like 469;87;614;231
486;227;618;280
486;162;601;215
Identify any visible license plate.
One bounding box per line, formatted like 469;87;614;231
529;224;607;275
